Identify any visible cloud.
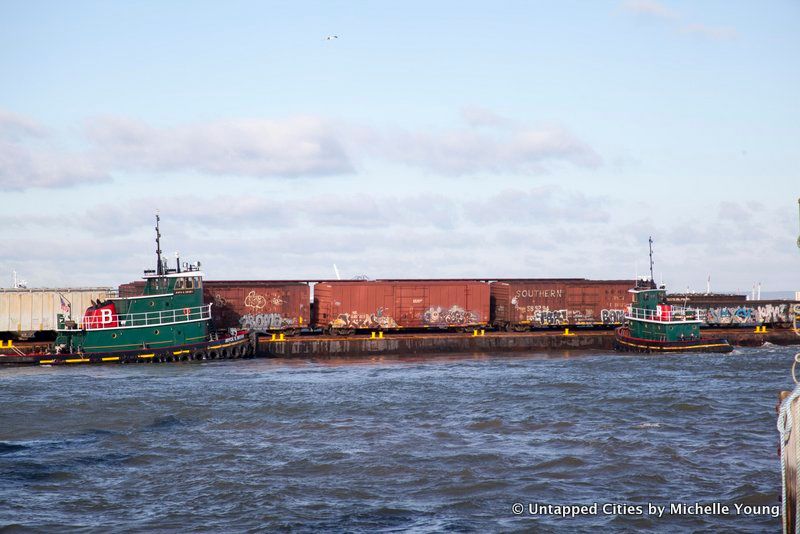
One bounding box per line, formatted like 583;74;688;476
65;188;602;240
621;0;676;20
460;106;516;129
680;24;738;41
0;107;601;191
366;122;601;175
0;112;109;191
2;194;797;289
467;187;610;225
85;115;354;178
304;193;459;229
88;112;600;179
0;109;48;141
621;1;737;41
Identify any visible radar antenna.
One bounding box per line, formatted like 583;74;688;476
155;213;163;276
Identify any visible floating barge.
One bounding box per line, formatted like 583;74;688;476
2;327;797;365
257;327;796;359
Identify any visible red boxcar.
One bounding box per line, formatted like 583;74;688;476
314;281;490;333
490;279;634;330
203;281;310;334
118;281;145;298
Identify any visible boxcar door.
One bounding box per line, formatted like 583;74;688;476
396;286;427;328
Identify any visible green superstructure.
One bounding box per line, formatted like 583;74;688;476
54;216;211;354
625;285;702;342
615;237;732;353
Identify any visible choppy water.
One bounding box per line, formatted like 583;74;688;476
0;346;796;532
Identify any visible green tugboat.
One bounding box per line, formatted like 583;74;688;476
21;215;254;365
614;238;733;353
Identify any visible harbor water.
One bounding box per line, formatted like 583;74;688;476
0;346;794;532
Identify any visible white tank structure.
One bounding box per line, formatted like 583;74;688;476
0;288;114;338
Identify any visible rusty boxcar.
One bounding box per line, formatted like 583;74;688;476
490;279;635;330
202;281;310;334
118;281;146;298
314;280;490;334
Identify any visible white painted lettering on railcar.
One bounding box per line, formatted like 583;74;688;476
515;289;563;299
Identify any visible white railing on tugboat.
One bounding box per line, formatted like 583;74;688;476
625;306;702;323
76;304;212;330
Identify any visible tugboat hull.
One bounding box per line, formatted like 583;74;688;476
614;327;734;354
0;332;254;365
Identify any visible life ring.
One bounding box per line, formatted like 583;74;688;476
183;308;191;317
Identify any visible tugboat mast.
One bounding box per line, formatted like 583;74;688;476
648;236;655;284
796;197;799;252
155;213;163;276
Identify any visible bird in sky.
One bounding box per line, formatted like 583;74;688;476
324;35;339;41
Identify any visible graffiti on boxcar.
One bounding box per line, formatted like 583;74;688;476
705;306;753;325
332;308;399;329
243;291;287;312
532;309;568;325
755;303;790;324
240;313;296;331
422;305;479;326
570;310;593;324
244;291;267;311
702;303;791;326
601;309;626;325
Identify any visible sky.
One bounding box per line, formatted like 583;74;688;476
0;0;798;293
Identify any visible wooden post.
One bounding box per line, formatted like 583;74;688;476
780;390;798;532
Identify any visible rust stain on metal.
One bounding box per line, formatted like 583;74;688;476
202;282;310;334
313;281;490;332
491;280;634;330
